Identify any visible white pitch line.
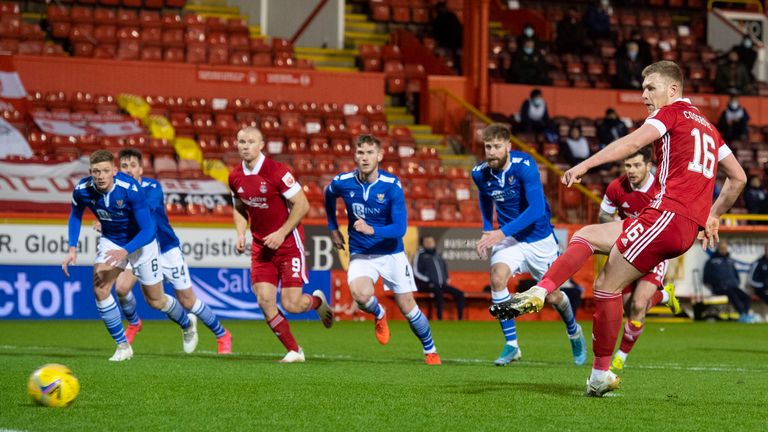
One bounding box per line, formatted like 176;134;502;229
1;345;765;373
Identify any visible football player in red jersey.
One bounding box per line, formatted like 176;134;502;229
491;61;746;396
229;127;333;363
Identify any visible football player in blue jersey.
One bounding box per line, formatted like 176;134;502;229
472;123;587;366
109;148;232;354
324;135;441;365
62;150;198;361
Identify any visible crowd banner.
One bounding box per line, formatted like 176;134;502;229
0;117;32;159
0;160;231;209
0;54;28;112
32;112;145;137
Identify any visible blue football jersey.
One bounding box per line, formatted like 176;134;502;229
140;177;181;253
471;151;553;243
325;170;408;255
69;171;156;253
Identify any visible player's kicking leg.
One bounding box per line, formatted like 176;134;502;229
490;221;624;320
253;282;305;362
161;248;232;354
114;269;143;344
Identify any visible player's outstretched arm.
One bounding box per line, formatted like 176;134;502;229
232;197;249;253
699;153;747;250
263;189;309;249
563;124;659;187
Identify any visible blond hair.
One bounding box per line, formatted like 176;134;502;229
642;60;684;88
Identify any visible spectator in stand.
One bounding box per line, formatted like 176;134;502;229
562;124;591;166
703;240;756;323
715;50;753;95
507;39;550;85
412;235;466;321
517;22;540;49
584;0;614;40
717;94;750;143
732;36;757;79
747;243;768;305
597;108;629;149
517;89;553;136
615;41;645;89
556;8;587;55
617;30;652;66
743;175;768;223
431;1;463;75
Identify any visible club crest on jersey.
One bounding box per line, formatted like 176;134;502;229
259;182;268;194
376;193;385;203
116;199;124;208
507;176;515;185
350;191;355;198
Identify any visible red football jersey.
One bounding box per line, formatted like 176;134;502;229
601;173;656;220
229;156;304;246
643;98;732;227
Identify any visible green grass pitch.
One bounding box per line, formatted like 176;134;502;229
1;320;766;431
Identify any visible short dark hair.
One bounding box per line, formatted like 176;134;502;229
530;89;542;99
89;150;114;165
626;146;653;163
420;235;435;245
118;148;142;162
355;134;380;148
481;123;511;142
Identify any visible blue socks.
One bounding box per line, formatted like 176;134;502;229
96;295;127;344
493;289;518;346
552;293;579;337
405;306;436;354
160;294;191;329
190;299;226;337
357;296;385;320
118;291;141;325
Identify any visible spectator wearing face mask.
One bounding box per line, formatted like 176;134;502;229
715;50;754;95
517;22;540;49
507;39;550;85
597;108;629;149
615;41;644;89
733;36;757;77
517;89;553;134
717;94;750;143
618;30;652;66
562;124;591;165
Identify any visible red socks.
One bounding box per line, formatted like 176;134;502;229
649;290;664;309
267;312;300;352
592;290;623;371
303;294;322;312
619;320;645;354
538;236;594;294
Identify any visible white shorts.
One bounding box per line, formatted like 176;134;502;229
348;252;417;294
96;238;162;286
159;247;192;290
490;234;558;281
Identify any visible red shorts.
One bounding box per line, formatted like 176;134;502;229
616;208;698;274
621;260;668;295
250;240;308;287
